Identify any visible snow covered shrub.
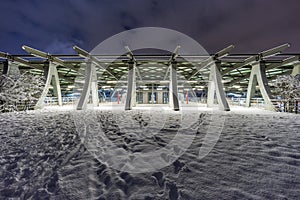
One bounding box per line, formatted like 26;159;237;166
0;72;45;112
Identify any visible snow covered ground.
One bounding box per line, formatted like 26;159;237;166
0;105;299;199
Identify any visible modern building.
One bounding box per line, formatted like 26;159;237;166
0;44;299;112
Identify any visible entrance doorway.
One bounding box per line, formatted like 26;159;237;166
136;92;143;104
163;92;169;104
148;92;157;104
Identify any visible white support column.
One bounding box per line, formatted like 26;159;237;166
292;64;300;76
125;61;136;110
76;60;99;110
169;61;180;111
246;61;275;111
2;60;20;76
35;61;62;109
91;63;99;107
207;61;230;111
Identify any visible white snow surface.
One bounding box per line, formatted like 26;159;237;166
0;106;299;199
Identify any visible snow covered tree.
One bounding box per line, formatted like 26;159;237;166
0;72;45;112
273;74;300;112
274;75;300;100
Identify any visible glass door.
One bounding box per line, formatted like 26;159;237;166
136;92;143;104
163;92;169;104
148;92;157;104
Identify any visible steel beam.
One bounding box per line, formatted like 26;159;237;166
266;56;298;70
188;45;234;80
229;56;299;86
221;56;257;75
222;44;290;76
260;43;290;58
73;45;117;80
0;51;43;71
22;45;65;65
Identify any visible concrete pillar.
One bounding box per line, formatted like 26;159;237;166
292;64;300;76
169;61;180;111
157;91;163;104
246;61;275;111
207;61;230;111
143;91;148;104
35;61;62;108
2;60;20;76
91;79;99;107
151;84;154;104
76;60;99;110
125;61;136;110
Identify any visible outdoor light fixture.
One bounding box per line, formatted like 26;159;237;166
106;80;118;84
101;86;111;89
186;80;197;83
195;86;205;89
160;80;170;83
232;85;241;89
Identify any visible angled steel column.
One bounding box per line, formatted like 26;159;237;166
35;61;62;108
207;61;230;111
76;60;98;110
169;61;180;111
246;61;275;110
125;61;136;110
292;64;300;75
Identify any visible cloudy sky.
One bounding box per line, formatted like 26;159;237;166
0;0;299;54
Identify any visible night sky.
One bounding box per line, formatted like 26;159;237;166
0;0;299;54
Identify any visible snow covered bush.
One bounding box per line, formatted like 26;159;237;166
0;72;45;112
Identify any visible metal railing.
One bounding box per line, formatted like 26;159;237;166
0;100;37;112
271;99;300;114
44;97;80;106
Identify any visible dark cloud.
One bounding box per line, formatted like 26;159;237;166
0;0;299;54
